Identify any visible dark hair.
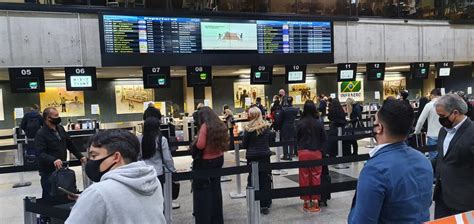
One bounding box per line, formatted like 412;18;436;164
302;100;319;119
378;99;414;137
141;117;162;160
418;97;429;115
197;107;229;152
42;107;57;120
318;94;325;99
256;97;262;103
430;88;442;96
143;107;162;121
32;104;40;111
223;104;229;110
89;130;140;163
400;90;409;100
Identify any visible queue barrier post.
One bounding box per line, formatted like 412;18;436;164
229;143;246;199
164;171;173;224
366;113;376;148
272;131;287;175
246;186;255;224
333;127;349;169
251;162;261;224
23;197;37;224
12;141;32;188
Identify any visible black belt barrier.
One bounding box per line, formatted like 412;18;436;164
24;197;72;221
0;145;17;151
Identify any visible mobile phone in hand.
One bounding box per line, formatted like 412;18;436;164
58;187;76;196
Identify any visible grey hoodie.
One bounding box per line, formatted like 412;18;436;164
66;161;166;224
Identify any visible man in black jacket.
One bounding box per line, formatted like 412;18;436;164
20;104;44;139
317;94;327;123
433;94;474;219
35;107;86;202
276;96;299;160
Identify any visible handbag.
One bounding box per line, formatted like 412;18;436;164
49;163;77;197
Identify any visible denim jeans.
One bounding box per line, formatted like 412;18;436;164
427;137;438;160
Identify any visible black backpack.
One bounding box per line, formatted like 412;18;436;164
25;116;42;138
49;166;77;197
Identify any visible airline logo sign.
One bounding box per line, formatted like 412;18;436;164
338;79;364;102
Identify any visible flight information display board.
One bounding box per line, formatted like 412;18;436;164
103;15;201;54
100;14;334;66
256;21;332;54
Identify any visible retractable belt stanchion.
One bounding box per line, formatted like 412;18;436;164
164;171;173;224
247;161;260;224
272;131;287;175
366;110;376;148
251;162;261;224
333;127;349;169
24;197;37;224
229;142;246;199
12;133;32;188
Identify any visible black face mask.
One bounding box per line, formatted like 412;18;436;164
439;112;454;129
49;117;62;125
85;153;116;182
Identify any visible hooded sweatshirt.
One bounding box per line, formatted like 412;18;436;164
65;161;166;224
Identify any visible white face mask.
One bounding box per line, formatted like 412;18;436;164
396;95;401;100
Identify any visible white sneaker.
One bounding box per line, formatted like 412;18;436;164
172;202;180;209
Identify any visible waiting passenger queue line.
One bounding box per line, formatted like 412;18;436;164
20;127;439;223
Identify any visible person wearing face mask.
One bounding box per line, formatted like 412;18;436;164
432;94;474;219
348;99;433;224
66;130;166;224
34;107;87;223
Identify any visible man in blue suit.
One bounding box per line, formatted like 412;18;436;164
348;99;433;224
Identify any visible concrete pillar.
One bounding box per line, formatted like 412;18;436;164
183;76;194;114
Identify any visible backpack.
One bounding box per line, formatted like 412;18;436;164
25;116;42;139
49;166;77;197
272;109;284;131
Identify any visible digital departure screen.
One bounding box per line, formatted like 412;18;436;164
337;63;357;82
366;63;386;81
143;66;171;88
257;21;332;54
411;63;430;79
186;66;212;87
103;15;201;54
285;64;307;84
9;68;45;93
250;65;273;85
436;62;453;77
65;67;97;91
100;14;334;66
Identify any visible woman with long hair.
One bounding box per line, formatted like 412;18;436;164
296;100;327;212
327;99;347;157
242;106;273;215
140;117;176;185
193;106;229;224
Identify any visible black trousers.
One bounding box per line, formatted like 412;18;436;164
328;123;345;157
192;156;224;224
228;128;235;151
247;156;272;208
281;136;296;158
435;196;465;219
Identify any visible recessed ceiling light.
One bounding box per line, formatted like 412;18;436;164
50;72;65;77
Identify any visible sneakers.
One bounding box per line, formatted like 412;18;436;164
303;200;321;213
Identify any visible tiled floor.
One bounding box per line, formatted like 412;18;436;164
0;139;435;224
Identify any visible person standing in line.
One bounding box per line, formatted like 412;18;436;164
279;89;289;107
276;96;299;160
140;117;176;185
433;94;474;219
223;104;235;151
414;88;443;160
398;90;411;105
242;106;273;215
192;107;229;224
65;130;166;224
327;99;347;157
35;107;87;222
346;98;363;155
143;102;162;121
240;89;249;109
21;104;44;160
348;99;433;223
296;100;327;212
317;94;328;123
255;97;266;117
